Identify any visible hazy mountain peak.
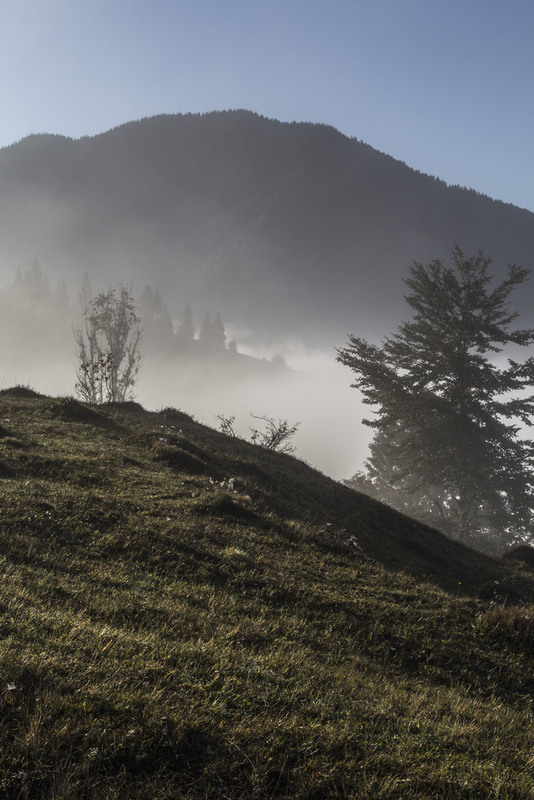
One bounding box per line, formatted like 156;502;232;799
0;110;533;344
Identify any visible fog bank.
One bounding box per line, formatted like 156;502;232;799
0;340;370;481
136;347;371;480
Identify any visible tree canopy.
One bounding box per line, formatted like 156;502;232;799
337;247;534;552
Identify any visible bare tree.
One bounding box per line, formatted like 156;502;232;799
217;413;300;454
74;284;143;404
216;414;238;438
249;414;300;453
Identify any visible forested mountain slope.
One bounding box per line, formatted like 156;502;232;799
1;111;533;343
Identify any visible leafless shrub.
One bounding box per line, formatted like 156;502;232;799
217;413;300;454
74;284;142;404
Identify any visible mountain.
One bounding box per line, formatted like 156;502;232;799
1;110;533;345
1;386;534;797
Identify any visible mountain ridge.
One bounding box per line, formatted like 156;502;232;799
3;110;530;211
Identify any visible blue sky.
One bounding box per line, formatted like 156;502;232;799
1;0;533;211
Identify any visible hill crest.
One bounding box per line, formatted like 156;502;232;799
0;387;527;595
2;388;534;796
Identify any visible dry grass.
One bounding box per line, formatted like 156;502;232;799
0;390;533;798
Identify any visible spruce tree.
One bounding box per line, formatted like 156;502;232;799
198;312;213;348
198;311;227;351
212;312;227;350
176;303;195;341
139;285;174;348
337;247;534;551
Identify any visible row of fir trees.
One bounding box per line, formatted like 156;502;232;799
2;261;235;357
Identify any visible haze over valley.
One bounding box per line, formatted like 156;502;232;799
0;253;371;479
1;111;533;479
2;111;534;343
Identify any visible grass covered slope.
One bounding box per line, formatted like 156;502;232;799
1;388;534;799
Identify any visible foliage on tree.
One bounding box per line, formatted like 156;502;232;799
54;278;69;310
176;303;195;341
212;312;227;350
75;284;143;404
79;272;93;305
138;284;174;350
10;258;52;306
199;311;226;350
198;312;213;348
25;258;51;300
337;247;534;552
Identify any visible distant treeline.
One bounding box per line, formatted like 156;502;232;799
1;259;240;360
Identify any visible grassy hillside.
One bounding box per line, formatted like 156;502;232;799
1;387;534;798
